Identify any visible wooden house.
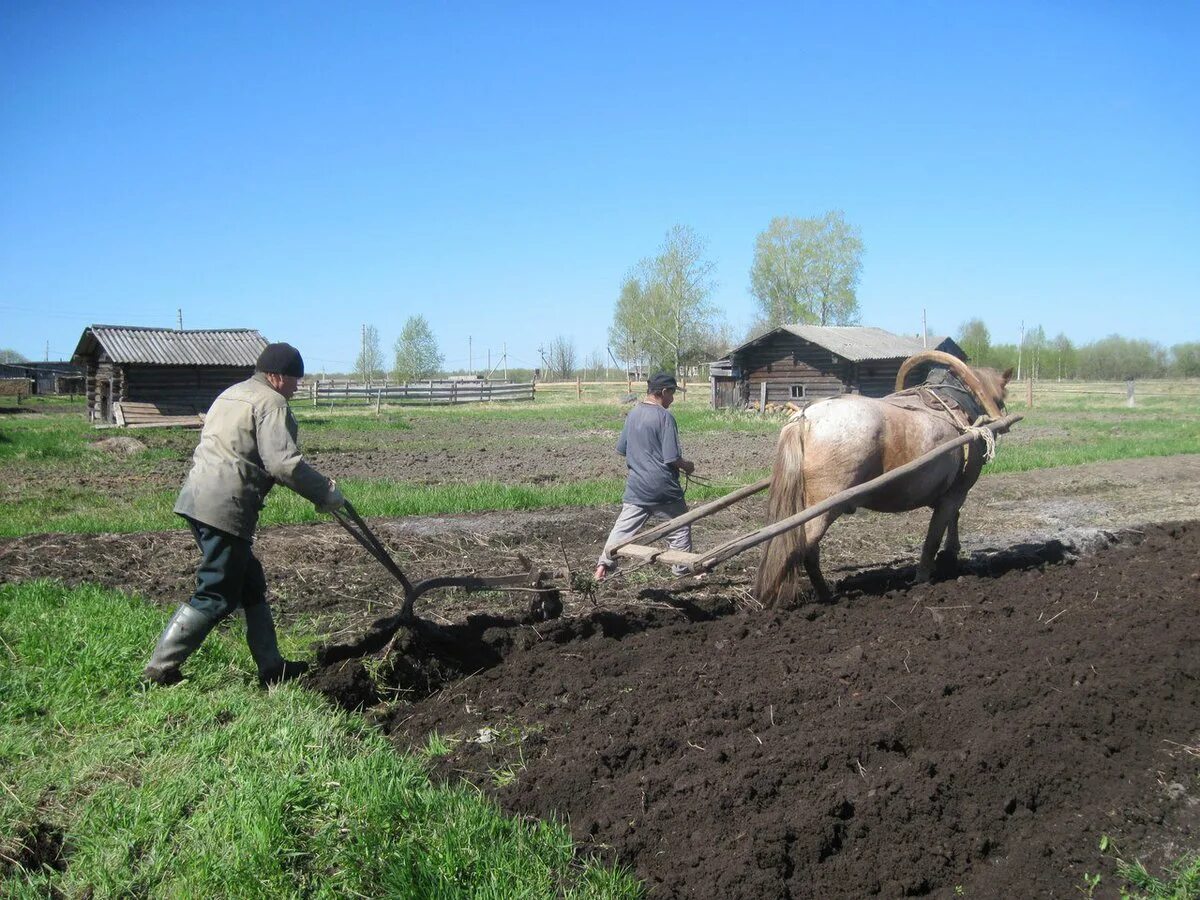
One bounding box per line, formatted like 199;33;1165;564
72;326;268;427
709;325;966;410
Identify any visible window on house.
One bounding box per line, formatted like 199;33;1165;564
790;384;806;399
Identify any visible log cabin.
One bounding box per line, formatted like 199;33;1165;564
72;325;268;427
709;325;966;410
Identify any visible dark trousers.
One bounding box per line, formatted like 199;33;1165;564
183;517;268;621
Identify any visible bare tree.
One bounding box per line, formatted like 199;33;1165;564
546;335;577;380
355;324;384;382
585;349;606;381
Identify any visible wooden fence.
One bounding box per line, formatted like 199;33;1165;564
310;379;535;406
1008;378;1200;409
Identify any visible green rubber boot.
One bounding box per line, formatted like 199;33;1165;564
142;604;218;686
244;603;309;686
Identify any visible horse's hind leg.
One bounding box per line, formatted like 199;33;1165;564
942;510;962;562
801;513;837;602
803;546;834;603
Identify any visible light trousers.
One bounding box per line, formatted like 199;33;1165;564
598;499;693;576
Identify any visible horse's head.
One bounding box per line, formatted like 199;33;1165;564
895;351;1010;418
973;366;1013;415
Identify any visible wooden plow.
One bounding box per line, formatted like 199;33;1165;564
330;501;566;622
610;414;1024;575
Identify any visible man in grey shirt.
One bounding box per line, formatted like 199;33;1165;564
595;372;696;579
143;342;344;687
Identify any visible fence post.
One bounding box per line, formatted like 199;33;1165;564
375;387;382;415
1027;375;1034;409
1126;379;1135;407
759;381;768;417
576;376;581;400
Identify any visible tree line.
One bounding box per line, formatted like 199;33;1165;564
957;319;1200;380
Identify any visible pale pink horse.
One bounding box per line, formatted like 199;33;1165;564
754;352;1012;605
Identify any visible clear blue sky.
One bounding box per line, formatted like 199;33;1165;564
2;1;1196;372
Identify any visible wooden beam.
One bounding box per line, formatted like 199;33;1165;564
612;544;703;567
607;476;772;553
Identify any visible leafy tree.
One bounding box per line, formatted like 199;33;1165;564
957;319;991;365
1076;336;1167;380
987;343;1020;372
393;315;444;382
1022;325;1046;380
749;211;864;327
0;348;28;364
1047;333;1077;380
546;335;577;380
609;225;719;374
355;325;384;383
1170;342;1200;378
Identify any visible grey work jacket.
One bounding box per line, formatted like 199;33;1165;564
174;373;331;538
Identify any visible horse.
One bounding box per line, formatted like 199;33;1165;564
753;351;1012;605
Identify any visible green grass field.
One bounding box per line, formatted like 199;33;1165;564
2;388;1196;897
1;383;1197;538
0;579;640;898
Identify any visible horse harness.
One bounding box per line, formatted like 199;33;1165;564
886;368;998;474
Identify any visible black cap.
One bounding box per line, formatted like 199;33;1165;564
647;372;681;393
256;342;305;378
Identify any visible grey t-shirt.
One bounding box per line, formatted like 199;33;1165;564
618;402;684;505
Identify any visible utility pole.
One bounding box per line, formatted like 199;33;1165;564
177;309;183;331
1016;320;1024;383
921;308;928;348
503;342;507;382
45;341;49;362
487;348;491;379
469;335;473;375
361;324;367;382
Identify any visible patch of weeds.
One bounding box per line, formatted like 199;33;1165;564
421;731;456;759
1096;834;1200;899
490;748;527;789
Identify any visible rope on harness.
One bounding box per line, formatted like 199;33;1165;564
965;415;999;462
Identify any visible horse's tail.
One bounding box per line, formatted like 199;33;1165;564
754;418;808;607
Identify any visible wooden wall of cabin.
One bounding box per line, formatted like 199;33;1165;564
85;358;121;423
122;365;254;411
734;333;850;406
853;360;906;398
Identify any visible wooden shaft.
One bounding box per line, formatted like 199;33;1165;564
691;414;1023;572
607;476;772;553
613;544;702;566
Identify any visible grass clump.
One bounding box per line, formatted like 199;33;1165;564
1083;835;1200;899
0;580;641;898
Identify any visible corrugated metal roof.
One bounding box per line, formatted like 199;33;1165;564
779;325;929;361
73;326;267;366
726;325;937;362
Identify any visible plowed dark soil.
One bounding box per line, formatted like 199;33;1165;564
310;523;1200;899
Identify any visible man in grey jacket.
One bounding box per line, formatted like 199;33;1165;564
143;342;344;687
